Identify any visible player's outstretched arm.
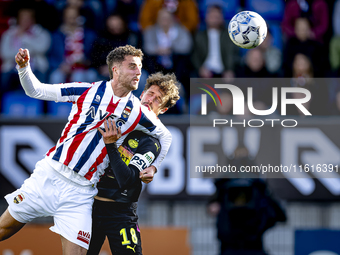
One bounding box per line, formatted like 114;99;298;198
15;48;89;102
136;107;172;172
15;48;51;100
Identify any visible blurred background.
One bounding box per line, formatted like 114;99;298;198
1;0;340;254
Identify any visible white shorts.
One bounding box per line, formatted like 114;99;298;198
5;159;98;249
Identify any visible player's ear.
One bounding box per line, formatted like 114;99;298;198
112;64;119;75
159;107;168;114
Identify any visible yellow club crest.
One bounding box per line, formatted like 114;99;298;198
128;139;139;148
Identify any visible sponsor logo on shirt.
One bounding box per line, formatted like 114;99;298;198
95;95;101;103
155;143;160;152
118;146;134;165
144;152;155;164
130;154;148;171
77;230;91;244
127;245;136;253
128;139;139;149
123;106;132;118
116;119;126;128
13;193;25;204
121;189;128;196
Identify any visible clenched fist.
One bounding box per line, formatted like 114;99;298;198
15;48;30;68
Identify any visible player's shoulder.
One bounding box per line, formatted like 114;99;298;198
57;80;106;97
58;80;100;89
126;130;158;142
139;109;170;135
140;104;161;124
125;130;161;155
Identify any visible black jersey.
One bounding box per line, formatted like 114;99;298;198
96;130;161;203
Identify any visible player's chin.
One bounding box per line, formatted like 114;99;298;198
130;81;139;90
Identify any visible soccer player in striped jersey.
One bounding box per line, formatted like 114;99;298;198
87;72;180;255
0;46;172;255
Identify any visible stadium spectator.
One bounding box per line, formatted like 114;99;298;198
328;0;340;113
91;14;142;81
283;17;327;77
258;29;282;77
333;0;340;37
208;146;286;255
0;7;51;94
7;0;60;32
105;0;142;32
215;91;233;116
330;85;340;115
330;5;340;76
139;0;200;33
90;13;148;98
55;0;104;31
286;53;328;115
236;48;270;78
282;0;329;43
235;49;276;113
143;8;192;90
191;5;239;79
48;6;97;84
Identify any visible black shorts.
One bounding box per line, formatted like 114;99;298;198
87;200;142;255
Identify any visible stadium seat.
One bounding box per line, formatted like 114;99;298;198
2;91;44;117
245;0;285;21
47;101;73;118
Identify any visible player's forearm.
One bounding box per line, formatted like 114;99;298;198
106;143;139;188
17;65;58;101
151;129;171;169
136;107;172;169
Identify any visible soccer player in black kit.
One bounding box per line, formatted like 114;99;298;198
87;72;180;255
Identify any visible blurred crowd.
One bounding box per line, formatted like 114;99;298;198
0;0;340;116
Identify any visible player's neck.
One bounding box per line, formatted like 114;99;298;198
110;80;130;98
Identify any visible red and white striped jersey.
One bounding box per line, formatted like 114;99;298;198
18;66;171;184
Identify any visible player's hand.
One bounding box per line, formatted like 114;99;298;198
140;165;157;184
97;118;121;144
15;48;30;68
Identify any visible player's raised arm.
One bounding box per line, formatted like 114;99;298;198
15;48;92;102
135;114;172;171
15;48;58;100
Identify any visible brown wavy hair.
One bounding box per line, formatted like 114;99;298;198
144;72;180;109
106;45;143;79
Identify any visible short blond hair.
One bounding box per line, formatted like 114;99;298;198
106;45;143;79
144;72;180;109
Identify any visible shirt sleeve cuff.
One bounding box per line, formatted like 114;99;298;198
16;64;30;72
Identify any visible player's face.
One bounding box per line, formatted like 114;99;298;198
117;56;142;91
140;85;168;115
